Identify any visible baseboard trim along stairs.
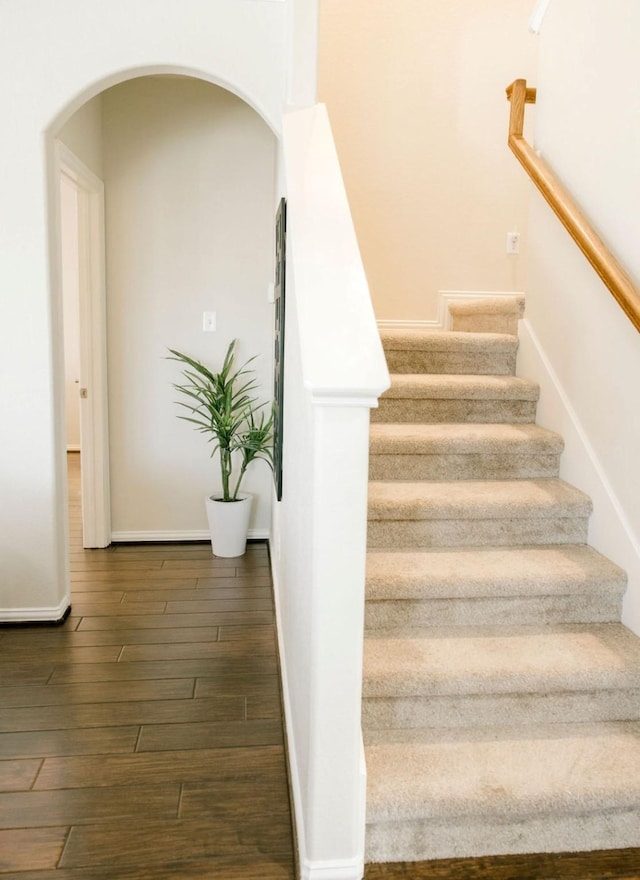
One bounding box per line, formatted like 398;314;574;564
364;295;640;863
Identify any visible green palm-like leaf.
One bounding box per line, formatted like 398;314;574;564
168;340;274;502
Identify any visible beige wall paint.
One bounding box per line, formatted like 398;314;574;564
522;0;640;629
102;76;276;537
318;0;538;320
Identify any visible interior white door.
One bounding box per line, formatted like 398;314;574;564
56;142;111;548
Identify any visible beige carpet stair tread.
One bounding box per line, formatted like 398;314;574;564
380;329;518;353
365;722;640;823
383;373;539;400
368;478;592;521
363;623;640;696
365;545;626;600
369;422;563;455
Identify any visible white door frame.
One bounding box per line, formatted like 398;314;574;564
55;141;111;548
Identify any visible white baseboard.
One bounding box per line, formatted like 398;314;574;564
300;856;366;880
377;291;526;332
110;528;269;543
518;318;640;635
0;594;71;624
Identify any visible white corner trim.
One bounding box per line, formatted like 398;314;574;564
529;0;552;33
438;290;526;329
110;529;268;543
1;595;71;624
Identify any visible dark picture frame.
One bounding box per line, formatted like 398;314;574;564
273;197;286;501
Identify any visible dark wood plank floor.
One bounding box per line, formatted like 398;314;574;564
0;453;295;878
3;455;640;879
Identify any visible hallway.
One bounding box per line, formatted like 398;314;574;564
0;453;295;877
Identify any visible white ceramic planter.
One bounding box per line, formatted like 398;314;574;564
205;493;253;557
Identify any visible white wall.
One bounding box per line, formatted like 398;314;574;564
58;95;104;178
272;104;389;880
101;76;276;538
0;0;288;618
318;0;538;320
521;0;640;630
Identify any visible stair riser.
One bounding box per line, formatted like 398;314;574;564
365;593;623;629
367;517;589;549
362;688;640;731
451;314;520;335
365;808;640;863
369;453;561;481
384;350;516;376
372;399;537;424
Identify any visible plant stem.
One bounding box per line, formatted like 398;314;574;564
221;449;232;501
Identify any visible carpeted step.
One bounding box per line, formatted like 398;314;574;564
365;722;640;861
367;479;591;549
369;423;563;481
362;622;640;729
365;545;626;629
449;295;525;335
372;374;539;424
380;330;518;375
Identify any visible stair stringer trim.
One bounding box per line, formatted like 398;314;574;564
517;317;640;634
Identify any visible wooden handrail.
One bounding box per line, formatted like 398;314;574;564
506;78;640;333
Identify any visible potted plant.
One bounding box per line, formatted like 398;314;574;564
168;339;273;557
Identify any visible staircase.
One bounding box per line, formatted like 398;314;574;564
364;297;640;863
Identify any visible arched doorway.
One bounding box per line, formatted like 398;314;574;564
52;74;278;559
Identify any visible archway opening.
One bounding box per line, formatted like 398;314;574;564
51;73;278;566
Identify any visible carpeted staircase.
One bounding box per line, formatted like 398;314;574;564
364;296;640;863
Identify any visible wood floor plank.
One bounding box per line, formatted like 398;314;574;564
0;697;244;733
49;656;277;685
120;585;272;602
69;600;167;615
195;575;272;589
0;626;220;649
0;663;56;687
164;598;273;614
59;816;293;868
75;610;274;630
0;759;42;791
194;673;280;698
180;777;291;820
0;678;194;708
162;558;268;571
246;694;282;720
118;640;275;663
219;623;276;642
0;726;140;759
69;578;198;592
0;784;180;828
364;849;640;879
34;745;286;790
136;718;283;752
0;854;295;879
0;827;69;872
69;560;164;572
1;645;123;664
